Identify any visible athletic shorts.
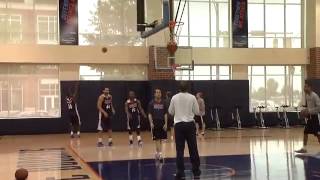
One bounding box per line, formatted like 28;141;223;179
304;115;320;136
152;119;167;140
97;112;113;131
69;113;80;126
128;115;141;131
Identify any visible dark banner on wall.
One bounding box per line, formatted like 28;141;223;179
59;0;78;45
232;0;248;48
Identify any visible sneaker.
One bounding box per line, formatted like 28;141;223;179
97;142;104;147
70;134;75;138
129;140;133;145
108;141;113;147
201;132;205;136
295;148;307;153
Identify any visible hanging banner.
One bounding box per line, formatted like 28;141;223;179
232;0;248;48
59;0;78;45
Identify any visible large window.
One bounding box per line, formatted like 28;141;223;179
248;65;304;111
0;0;58;44
78;0;144;46
175;65;231;80
37;15;58;44
248;0;303;48
0;64;60;118
174;0;230;48
79;65;148;80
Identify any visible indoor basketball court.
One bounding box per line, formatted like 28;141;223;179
0;0;319;180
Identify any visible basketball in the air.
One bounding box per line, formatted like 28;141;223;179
15;168;28;180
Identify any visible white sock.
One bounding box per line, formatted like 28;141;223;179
77;131;80;135
70;131;74;135
129;135;133;141
98;138;103;143
137;136;141;141
108;138;112;142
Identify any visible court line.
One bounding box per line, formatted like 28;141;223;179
68;144;104;180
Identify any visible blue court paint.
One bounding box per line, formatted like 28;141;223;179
88;154;320;180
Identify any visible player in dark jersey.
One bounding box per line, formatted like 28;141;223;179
165;91;174;140
97;88;115;147
66;88;81;138
125;90;147;146
148;89;168;162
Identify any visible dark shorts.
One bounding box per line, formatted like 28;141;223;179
195;116;203;129
69;113;80;126
152;119;167;140
304;115;320;136
128;115;141;131
98;112;112;131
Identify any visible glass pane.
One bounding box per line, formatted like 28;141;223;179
177;36;189;46
287;38;301;48
219;75;230;80
286;5;301;37
78;0;144;46
250;76;266;107
286;0;301;4
189;2;210;36
248;0;264;3
248;4;264;37
194;76;211;80
211;37;217;47
211;66;217;75
211;2;217;36
194;66;211;76
251;66;265;75
249;38;264;48
292;76;302;106
266;66;285;75
219;37;229;47
266;38;284;48
266;76;285;108
266;5;284;37
265;0;284;3
190;37;210;47
218;3;229;36
219;66;230;75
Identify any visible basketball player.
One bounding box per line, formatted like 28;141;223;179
125;90;147;146
195;92;205;136
97;88;115;147
66;88;81;138
295;83;320;154
165;91;174;140
148;89;168;162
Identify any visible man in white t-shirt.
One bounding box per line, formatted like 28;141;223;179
169;81;201;179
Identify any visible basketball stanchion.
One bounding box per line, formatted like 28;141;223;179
257;106;268;129
210;106;223;131
231;105;244;130
281;105;290;129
